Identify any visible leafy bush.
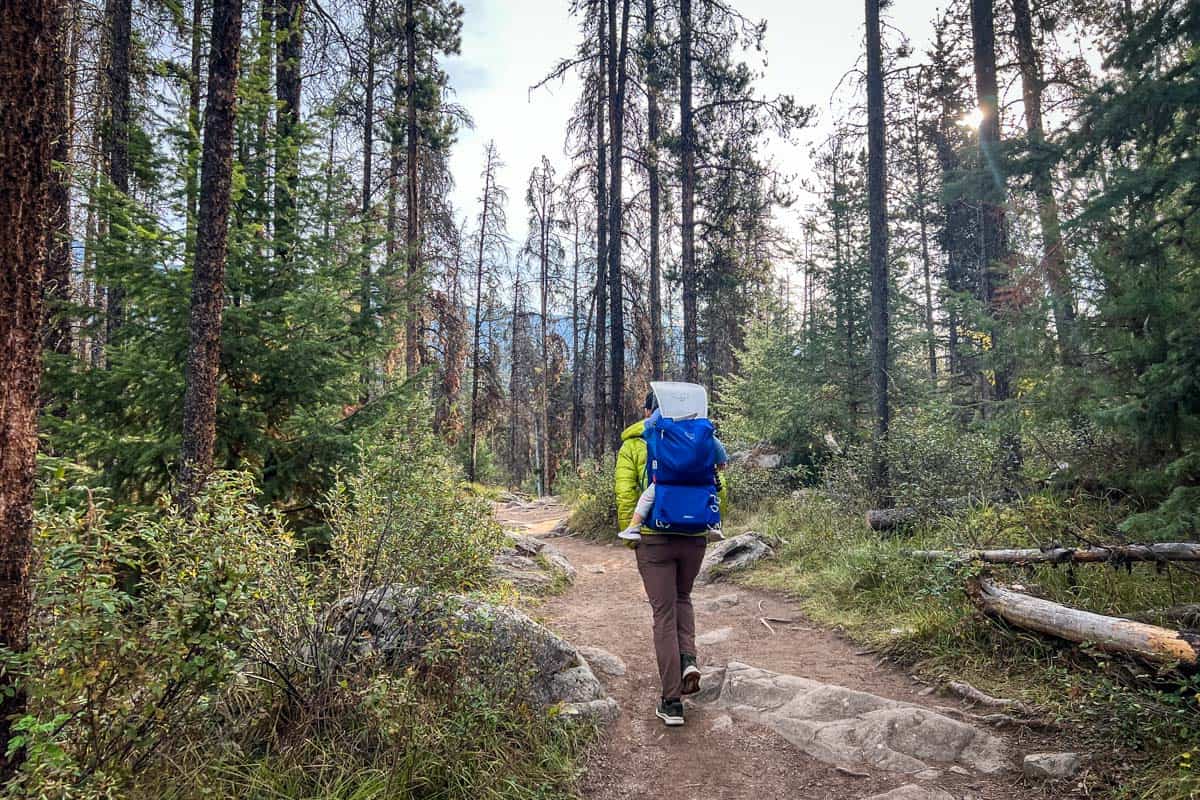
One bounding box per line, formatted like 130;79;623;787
823;408;1004;513
722;462;806;513
324;400;504;594
558;459;617;539
7;473;300;797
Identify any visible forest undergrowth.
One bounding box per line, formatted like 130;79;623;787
6;402;590;800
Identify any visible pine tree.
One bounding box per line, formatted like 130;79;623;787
0;0;66;768
178;0;243;503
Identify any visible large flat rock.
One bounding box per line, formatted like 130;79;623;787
696;662;1008;775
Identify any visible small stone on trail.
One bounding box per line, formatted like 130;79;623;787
697;627;734;646
862;785;957;800
1022;752;1081;782
586;564;606;574
709;713;734;732
703;593;741;612
918;686;936;697
578;645;627;678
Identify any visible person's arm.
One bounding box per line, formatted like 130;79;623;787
614;442;642;529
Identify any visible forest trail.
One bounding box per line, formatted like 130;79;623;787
496;500;1059;800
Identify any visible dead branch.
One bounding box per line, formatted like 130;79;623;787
912;543;1200;566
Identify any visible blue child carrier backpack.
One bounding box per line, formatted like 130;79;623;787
643;414;721;534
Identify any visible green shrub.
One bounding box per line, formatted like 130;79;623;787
723;463;806;513
823;408;1004;513
324;400;504;594
558;459;617;539
7;473;300;797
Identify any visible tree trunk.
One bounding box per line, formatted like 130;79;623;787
606;0;630;451
969;578;1200;669
679;0;698;382
865;0;890;500
0;0;64;770
274;0;303;265
592;0;608;455
103;0;132;341
468;151;492;483
178;0;242;503
570;216;582;466
358;0;377;396
185;0;203;260
645;0;662;381
912;73;937;381
44;0;73;357
404;0;420;377
1011;0;1076;363
970;0;1020;476
385;49;404;373
537;171;551;494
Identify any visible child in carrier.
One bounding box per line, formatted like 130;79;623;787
619;409;728;542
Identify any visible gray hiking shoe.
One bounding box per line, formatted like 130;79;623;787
656;697;685;727
681;653;701;695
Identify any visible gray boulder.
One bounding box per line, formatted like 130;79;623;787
492;534;575;591
697;533;774;585
697;662;1008;775
321;587;615;722
1022;752;1081;782
728;444;784;470
578;645;627;678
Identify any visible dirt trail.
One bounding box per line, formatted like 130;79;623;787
497;501;1056;800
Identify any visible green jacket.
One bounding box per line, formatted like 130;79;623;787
614;418;726;535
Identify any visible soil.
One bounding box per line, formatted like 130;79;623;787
496;500;1072;800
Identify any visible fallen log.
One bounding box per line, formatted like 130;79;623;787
968;578;1200;669
912;542;1200;566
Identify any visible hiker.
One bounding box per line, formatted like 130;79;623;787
614;382;727;727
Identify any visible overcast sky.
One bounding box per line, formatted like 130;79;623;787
443;0;952;257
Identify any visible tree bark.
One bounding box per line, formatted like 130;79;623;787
679;0;698;382
0;0;64;770
1011;0;1076;363
178;0;242;503
865;0;890;500
403;0;420;377
103;0;132;341
45;0;74;357
358;0;377;395
592;0;608;455
274;0;303;266
185;0;204;260
969;578;1200;669
645;0;662;380
970;0;1010;404
606;0;630;451
468;143;497;482
970;0;1020;474
912;73;937;382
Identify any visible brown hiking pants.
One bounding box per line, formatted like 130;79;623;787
635;534;707;700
